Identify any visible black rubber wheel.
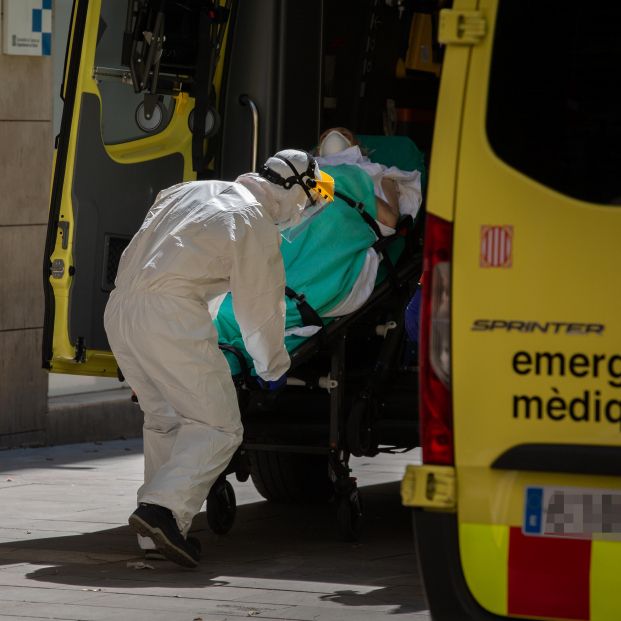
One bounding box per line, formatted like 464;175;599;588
336;488;363;542
135;101;163;133
248;451;333;503
188;106;221;137
346;400;368;457
206;480;236;535
346;399;380;458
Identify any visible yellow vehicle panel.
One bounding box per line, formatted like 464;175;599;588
405;1;621;619
453;0;621;618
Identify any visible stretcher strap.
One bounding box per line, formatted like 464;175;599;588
372;215;414;288
334;190;383;239
336;190;412;288
218;342;250;378
285;286;324;328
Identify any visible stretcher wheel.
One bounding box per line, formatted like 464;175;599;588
346;400;378;458
206;479;236;535
135;101;163;132
249;451;333;503
336;487;363;542
188;107;220;137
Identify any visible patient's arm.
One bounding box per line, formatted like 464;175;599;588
375;177;400;228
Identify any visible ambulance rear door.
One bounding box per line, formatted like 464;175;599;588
43;0;322;378
43;0;202;377
451;1;621;619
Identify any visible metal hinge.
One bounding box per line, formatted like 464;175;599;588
50;259;65;279
439;9;486;45
318;374;338;393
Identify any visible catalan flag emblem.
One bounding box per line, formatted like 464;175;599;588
480;225;513;268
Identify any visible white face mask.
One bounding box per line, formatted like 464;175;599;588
319;130;352;157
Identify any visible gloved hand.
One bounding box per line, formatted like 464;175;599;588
256;374;287;391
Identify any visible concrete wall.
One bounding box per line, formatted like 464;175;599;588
0;4;142;448
0;53;53;447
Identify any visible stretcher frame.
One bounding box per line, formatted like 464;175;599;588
209;214;424;540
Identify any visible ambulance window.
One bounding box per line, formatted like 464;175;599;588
94;1;174;145
486;1;621;205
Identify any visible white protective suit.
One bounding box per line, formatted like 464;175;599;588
103;170;308;537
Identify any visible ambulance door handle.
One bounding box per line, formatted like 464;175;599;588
239;94;259;172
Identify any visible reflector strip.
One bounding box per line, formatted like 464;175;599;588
590;540;621;621
508;527;590;620
459;523;508;616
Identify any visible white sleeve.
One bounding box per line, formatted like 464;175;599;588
229;214;290;381
378;167;423;220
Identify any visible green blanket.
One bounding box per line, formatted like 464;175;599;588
216;164;385;374
215;135;425;375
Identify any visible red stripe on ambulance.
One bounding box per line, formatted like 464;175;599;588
480;225;513;268
507;527;591;620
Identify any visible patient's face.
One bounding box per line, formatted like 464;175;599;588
318;127;359;152
318;127;358;157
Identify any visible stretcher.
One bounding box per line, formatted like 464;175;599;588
206;136;425;540
214;162;406;374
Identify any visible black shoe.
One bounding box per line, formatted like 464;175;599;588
143;536;200;562
143;536;202;561
143;548;166;561
129;504;200;568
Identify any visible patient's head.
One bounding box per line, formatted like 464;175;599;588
318;127;400;229
318;127;359;157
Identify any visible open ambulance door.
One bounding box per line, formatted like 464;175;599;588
43;0;322;377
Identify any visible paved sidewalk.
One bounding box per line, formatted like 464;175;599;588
0;440;429;621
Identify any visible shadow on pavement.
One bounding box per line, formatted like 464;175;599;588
0;439;143;473
0;480;425;615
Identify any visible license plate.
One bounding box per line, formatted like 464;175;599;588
523;486;621;539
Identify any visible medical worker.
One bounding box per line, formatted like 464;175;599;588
104;150;334;568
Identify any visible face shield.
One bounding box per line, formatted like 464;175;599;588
280;194;330;242
259;152;334;242
280;167;334;242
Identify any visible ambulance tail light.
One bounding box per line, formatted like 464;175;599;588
420;213;453;465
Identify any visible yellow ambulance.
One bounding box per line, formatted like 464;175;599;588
43;0;621;613
402;1;621;620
